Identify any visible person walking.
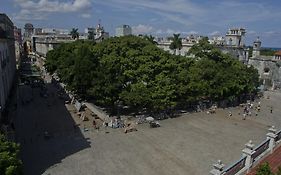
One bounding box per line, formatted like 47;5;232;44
243;113;246;120
270;106;273;113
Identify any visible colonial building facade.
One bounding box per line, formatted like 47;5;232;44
157;28;249;63
0;14;16;119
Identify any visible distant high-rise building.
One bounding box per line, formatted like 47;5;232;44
24;23;34;39
116;25;132;37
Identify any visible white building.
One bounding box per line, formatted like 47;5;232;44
157;28;249;62
157;35;202;56
84;24;109;41
32;34;74;56
0;14;16;119
116;25;132;37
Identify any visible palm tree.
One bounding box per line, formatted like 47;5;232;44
70;28;79;40
169;33;182;54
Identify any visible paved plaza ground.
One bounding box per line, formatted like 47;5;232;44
14;78;281;175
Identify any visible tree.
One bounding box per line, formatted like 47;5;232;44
70;28;79;40
169;33;182;54
45;35;259;114
143;35;157;44
0;134;23;175
256;162;273;175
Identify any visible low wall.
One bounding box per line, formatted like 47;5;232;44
210;126;281;175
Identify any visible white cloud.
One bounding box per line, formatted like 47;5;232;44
81;13;91;18
209;31;221;36
96;0;281;29
185;30;198;35
13;0;92;21
132;24;154;34
14;0;91;12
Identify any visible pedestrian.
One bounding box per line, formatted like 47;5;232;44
270;106;273;113
93;120;96;129
228;111;232;117
243;113;246;120
248;111;252;116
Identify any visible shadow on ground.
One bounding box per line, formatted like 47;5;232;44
15;80;91;175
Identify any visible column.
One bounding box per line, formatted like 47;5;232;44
242;140;255;172
267;126;278;153
210;160;225;175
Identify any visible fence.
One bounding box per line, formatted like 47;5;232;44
210;126;281;175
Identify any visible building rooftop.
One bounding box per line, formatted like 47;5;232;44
275;51;281;56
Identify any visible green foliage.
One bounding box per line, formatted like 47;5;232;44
46;35;259;112
169;33;182;53
143;35;157;45
0;134;23;175
261;48;276;56
256;162;274;175
70;28;79;40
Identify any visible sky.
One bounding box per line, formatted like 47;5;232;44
1;0;281;47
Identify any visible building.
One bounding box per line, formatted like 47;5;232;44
274;51;281;60
95;23;109;42
84;27;95;39
224;28;246;47
248;38;281;90
13;26;22;45
32;34;73;56
116;25;132;37
23;23;34;54
24;23;34;39
26;27;73;56
0;14;16;120
84;24;109;41
13;26;22;63
252;37;261;58
157;28;249;62
157;35;199;56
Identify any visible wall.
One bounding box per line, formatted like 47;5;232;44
248;58;281;89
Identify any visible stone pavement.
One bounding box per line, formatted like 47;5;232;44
15;77;281;175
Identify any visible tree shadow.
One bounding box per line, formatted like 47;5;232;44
15;81;91;175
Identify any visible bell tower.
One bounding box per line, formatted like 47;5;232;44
252;37;261;58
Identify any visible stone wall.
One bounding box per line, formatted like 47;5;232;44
248;58;281;89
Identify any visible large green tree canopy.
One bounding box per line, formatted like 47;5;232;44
45;36;259;112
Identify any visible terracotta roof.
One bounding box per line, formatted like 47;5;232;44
247;144;281;175
275;51;281;56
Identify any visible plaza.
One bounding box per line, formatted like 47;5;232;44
14;78;281;175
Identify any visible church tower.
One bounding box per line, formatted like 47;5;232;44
252;37;261;58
